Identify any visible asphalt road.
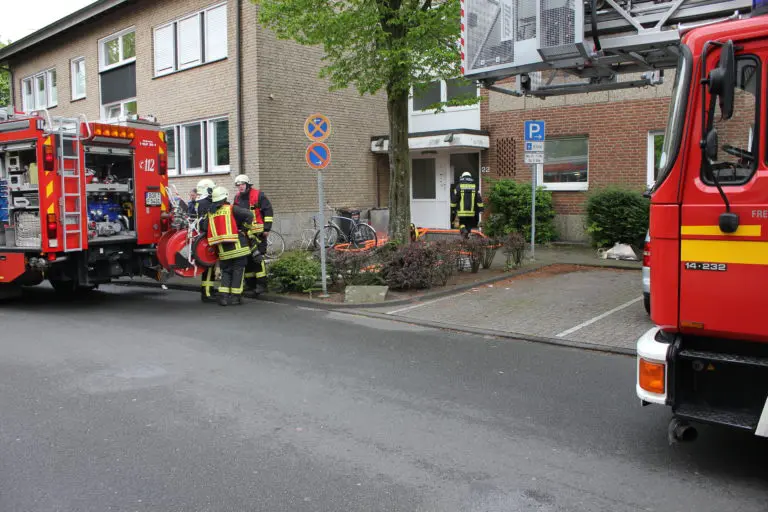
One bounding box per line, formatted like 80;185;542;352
0;285;766;512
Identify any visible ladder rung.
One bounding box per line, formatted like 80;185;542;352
64;193;80;197
64;230;81;234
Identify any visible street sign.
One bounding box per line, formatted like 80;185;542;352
304;113;331;142
306;142;331;169
524;120;545;141
525;141;544;152
524;152;544;164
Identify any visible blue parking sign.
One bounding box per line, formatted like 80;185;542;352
524;120;545;142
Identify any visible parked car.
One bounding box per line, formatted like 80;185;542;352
642;230;651;315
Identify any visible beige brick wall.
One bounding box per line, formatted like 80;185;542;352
8;0;389;238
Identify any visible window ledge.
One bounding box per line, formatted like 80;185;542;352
153;57;228;80
71;96;86;103
169;169;232;179
540;182;589;192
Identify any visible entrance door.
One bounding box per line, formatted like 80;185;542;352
450;152;481;224
411;155;450;228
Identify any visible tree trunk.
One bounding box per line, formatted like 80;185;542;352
386;88;411;243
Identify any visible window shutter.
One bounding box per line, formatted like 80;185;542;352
177;14;201;69
154;24;175;76
205;4;227;62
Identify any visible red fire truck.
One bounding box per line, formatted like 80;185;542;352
461;0;768;441
0;109;170;297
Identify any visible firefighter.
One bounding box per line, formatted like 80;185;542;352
232;174;274;298
195;178;218;303
200;186;253;306
450;171;485;237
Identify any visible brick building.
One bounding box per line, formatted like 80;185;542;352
480;77;676;241
0;0;388;239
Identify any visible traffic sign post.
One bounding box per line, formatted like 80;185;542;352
524;121;545;260
305;114;333;297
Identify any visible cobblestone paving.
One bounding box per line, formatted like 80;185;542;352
381;268;653;350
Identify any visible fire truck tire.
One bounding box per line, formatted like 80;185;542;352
644;293;651;315
49;279;98;294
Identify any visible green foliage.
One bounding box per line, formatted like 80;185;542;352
327;249;386;289
484;179;556;243
585;187;650;249
253;0;467;100
267;250;321;292
0;38;10;107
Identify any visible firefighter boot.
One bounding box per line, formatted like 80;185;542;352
218;294;230;306
229;294;243;306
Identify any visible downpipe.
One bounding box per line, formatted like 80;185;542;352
668;417;698;444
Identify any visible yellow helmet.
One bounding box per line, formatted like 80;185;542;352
196;178;216;197
211;186;229;203
234;174;250;186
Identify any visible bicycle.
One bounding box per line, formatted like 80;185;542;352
264;230;285;259
312;211;377;250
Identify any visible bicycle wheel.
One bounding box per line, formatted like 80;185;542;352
313;224;341;249
265;231;285;259
350;223;377;249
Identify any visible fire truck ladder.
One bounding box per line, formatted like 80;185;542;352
54;117;85;252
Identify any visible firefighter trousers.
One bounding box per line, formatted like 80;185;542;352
219;256;247;297
245;238;268;292
456;216;478;237
201;265;217;301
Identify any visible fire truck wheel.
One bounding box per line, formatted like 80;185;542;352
49;279;98;294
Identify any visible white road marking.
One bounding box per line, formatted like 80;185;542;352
387;290;476;315
756;397;768;437
556;296;643;338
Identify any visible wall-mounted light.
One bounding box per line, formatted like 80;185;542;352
374;137;386;148
443;133;454;142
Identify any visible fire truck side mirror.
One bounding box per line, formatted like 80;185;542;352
705;129;719;161
708;40;736;121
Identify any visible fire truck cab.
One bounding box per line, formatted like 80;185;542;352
0;108;169;296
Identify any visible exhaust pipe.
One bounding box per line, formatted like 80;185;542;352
668;417;698;444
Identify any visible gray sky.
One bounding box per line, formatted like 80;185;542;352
0;0;97;43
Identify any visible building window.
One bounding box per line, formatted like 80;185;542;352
208;118;230;172
21;68;57;112
103;99;137;121
540;137;589;191
164;127;178;175
165;117;230;176
154;2;228;77
71;57;86;100
411;158;436;199
412;78;478;112
99;28;136;71
647;131;664;188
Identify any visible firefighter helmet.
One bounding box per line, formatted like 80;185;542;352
460;171;473;180
196;178;216;197
234;174;251;186
211;186;229;203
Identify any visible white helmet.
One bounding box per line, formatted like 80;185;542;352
234;174;251;186
196;178;215;197
211;186;229;203
460;171;473;180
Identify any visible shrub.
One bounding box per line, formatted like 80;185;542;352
380;240;458;290
327;249;385;289
267;250;321;293
485;179;556;243
585;187;650;249
502;232;526;269
459;236;488;273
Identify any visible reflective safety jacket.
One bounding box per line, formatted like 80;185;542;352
234;187;274;239
450;180;485;219
205;204;254;260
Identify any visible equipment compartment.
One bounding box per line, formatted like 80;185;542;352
0;145;40;249
84;149;136;242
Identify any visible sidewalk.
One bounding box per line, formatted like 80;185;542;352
119;244;648;355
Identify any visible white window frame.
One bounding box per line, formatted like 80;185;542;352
99;27;136;72
153;2;228;78
102;98;137;122
21;68;58;112
647;130;665;189
538;137;590;192
163;126;179;177
410;78;479;115
165;116;231;177
70;57;86;100
181;121;206;174
207;117;230;173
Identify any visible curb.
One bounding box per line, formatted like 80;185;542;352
117;262;639;310
332;309;636;357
